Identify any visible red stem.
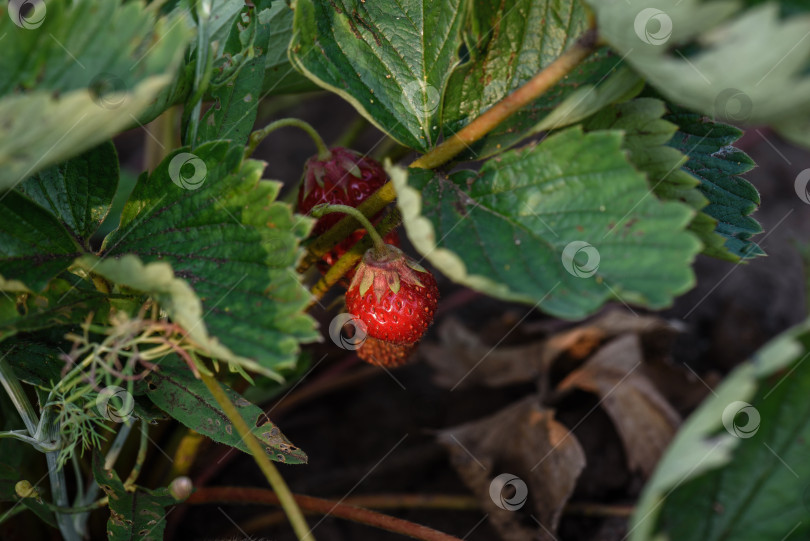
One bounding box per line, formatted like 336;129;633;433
185;486;464;541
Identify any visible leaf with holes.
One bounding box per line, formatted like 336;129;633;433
196;4;272;146
390;126;701;319
145;356;306;464
289;0;467;151
92;454;180;541
101;141;318;378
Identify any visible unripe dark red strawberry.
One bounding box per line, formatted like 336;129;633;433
358;336;416;367
297;147;387;234
345;245;438;345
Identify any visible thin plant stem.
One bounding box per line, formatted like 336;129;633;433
245;118;330;160
308;208;401;303
310;204;386;252
239;493;479;532
186;486;464;541
199;371;313;541
333;115;368;148
124;420;149;488
409;27;598;170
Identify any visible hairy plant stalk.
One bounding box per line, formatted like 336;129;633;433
245;118;330;160
199;372;313;541
308;208;401;304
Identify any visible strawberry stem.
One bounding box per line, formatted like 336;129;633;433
244;118;331;161
310;203;387;254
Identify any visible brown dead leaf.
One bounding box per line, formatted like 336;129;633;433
422;311;681;394
421;318;548;390
557;334;680;477
438;396;586;541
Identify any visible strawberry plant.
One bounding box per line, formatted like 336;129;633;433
1;1;809;540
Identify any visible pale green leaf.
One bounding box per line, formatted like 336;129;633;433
589;1;810;143
0;0;192;185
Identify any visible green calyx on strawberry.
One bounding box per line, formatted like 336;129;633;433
297;147;387;235
346;244;439;345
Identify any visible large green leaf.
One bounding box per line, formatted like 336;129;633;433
145;357;307;464
289;0;467;151
442;0;643;160
92;455;180;541
101;141;318;378
630;320;810;541
390;126;701;319
17;142;119;245
589;1;810;147
0;0;191;186
0;192;82;292
583;98;762;261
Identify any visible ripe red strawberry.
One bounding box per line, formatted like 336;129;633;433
297;147;387;234
345;244;438;345
357;336;416;367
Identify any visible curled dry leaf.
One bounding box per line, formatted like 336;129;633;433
438;396;585;541
557;334;681;477
423;309;680;394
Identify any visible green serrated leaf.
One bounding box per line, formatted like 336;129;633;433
664;105;763;260
390;126;701;319
92;454;179;541
101;141;319;378
17;142;119;244
0;192;83;292
442;0;643;160
145;356;307;464
0;0;192;185
588;1;810;145
289;0;467;151
583;98;762;261
631;320;810;541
